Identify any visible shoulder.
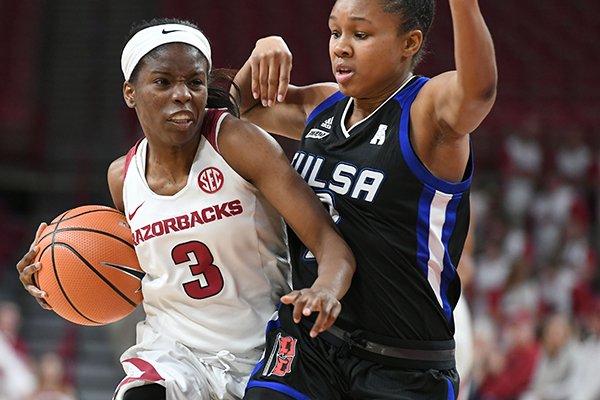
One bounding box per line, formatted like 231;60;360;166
217;114;285;183
219;114;276;150
410;72;456;134
288;82;339;115
107;155;126;183
107;155;127;212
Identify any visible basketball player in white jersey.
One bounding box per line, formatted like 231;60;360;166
16;18;355;400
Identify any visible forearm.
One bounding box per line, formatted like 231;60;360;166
311;233;355;300
450;0;497;102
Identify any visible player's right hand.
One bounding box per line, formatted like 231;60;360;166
281;287;342;338
15;222;52;310
249;36;292;107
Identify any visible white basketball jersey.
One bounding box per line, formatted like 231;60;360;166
122;109;291;354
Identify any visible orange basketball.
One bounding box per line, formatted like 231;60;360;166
33;205;144;326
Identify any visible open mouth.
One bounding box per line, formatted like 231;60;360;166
168;113;195;128
335;67;354;83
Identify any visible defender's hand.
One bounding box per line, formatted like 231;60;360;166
281;288;342;338
249;36;292;107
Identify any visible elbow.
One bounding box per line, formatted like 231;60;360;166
472;70;498;105
480;66;498;103
481;77;498;104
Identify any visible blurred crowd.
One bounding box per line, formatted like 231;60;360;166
0;301;76;400
465;112;600;400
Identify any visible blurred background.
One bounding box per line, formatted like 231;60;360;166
1;0;599;399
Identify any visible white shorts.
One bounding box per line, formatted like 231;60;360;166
113;321;263;400
454;295;474;400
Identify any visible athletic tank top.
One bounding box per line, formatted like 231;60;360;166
289;77;471;342
122;109;291;354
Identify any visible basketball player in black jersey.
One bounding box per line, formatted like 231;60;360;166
234;0;497;398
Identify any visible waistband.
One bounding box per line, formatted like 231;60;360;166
301;318;456;370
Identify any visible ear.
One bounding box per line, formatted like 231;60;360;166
403;29;424;58
123;81;136;108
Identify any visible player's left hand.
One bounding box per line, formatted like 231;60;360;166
281;288;341;338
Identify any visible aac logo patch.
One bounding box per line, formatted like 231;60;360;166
198;167;224;193
265;333;297;377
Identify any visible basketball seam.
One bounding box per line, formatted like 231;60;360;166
45;208;139;325
39;227;135;250
47;208;124;227
51;212;101;325
51;242;140;308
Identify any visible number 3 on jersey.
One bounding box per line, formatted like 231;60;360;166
172;241;224;299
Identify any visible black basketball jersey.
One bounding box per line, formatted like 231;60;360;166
289;76;472;342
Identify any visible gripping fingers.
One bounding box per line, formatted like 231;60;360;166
23;265;51;310
34;222;48;242
16;247;37;274
19;262;40;288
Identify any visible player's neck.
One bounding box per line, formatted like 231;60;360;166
349;73;414;125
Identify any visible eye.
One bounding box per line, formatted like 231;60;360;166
330;30;341;39
189;79;204;89
354;32;368;40
154;78;169;86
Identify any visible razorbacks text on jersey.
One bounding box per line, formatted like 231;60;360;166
289;76;472;342
122;109;291;354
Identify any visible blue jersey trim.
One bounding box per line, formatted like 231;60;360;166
246;381;311;400
397;77;473;194
440;194;462;321
249;359;264;379
446;377;456;400
416;187;462;322
306;91;345;125
416;187;435;278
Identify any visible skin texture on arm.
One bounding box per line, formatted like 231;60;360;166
107;155;126;213
411;0;497;182
218;114;356;337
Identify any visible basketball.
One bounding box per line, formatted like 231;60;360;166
33;205;144;326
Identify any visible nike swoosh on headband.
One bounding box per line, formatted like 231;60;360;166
162;29;183;34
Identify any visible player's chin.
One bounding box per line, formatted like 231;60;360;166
335;82;359;98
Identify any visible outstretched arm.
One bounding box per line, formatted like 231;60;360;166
420;0;497;135
411;0;497;181
219;115;356;337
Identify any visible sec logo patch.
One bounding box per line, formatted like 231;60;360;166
198;167;224;193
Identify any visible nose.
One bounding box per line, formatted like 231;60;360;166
331;35;352;58
172;82;192;103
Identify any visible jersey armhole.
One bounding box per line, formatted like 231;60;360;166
397;77;472;194
202;108;229;154
307;91;346;125
123;138;143;181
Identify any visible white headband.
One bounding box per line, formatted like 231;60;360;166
121;23;212;80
